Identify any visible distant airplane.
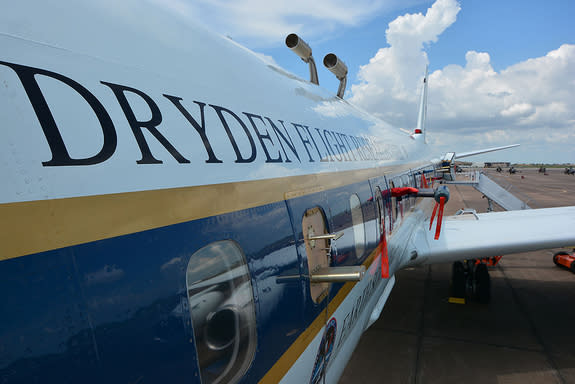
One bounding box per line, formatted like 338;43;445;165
1;1;574;383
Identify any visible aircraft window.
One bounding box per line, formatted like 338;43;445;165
350;194;366;259
303;207;330;303
405;174;414;209
389;180;397;224
186;240;257;384
374;187;385;238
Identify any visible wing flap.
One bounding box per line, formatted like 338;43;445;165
409;206;575;265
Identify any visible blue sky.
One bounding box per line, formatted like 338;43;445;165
426;1;575;70
256;0;574;95
165;0;574;163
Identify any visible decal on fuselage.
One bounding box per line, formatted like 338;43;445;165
336;266;379;351
309;317;337;384
0;60;406;168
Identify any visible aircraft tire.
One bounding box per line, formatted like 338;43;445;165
475;263;490;304
451;261;466;298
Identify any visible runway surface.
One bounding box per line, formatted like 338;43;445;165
339;167;575;384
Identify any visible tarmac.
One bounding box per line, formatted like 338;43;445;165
339;167;575;384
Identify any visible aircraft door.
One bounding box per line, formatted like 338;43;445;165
302;206;331;305
370;176;391;270
374;186;385;239
301;205;335;384
380;177;393;235
284;190;333;382
284;188;332;311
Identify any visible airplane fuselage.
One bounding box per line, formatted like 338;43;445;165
0;2;438;383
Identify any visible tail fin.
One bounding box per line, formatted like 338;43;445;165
413;65;428;141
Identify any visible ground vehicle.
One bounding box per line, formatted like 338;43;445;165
553;250;575;272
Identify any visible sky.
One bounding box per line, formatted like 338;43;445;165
160;0;574;164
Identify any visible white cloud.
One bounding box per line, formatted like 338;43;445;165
429;44;575;130
151;0;426;47
500;103;534;118
350;0;461;118
146;0;573;162
349;0;575;163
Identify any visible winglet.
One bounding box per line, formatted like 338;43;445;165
413;65;428;140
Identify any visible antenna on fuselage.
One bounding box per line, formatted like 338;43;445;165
285;34;319;85
323;53;348;99
414;65;428;141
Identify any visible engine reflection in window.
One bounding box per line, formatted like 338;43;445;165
349;194;366;259
186;241;257;384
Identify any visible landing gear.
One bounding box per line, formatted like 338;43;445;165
475;263;491;303
451;262;466;298
450;260;491;303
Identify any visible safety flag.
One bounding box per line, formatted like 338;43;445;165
381;232;389;278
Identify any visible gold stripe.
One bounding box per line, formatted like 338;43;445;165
1;164;415;260
258;244;381;383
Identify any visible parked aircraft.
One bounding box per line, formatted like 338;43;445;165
1;2;574;383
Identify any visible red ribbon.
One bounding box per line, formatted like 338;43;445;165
391;187;419;197
434;196;445;240
429;201;438;230
429;196;446;240
381;233;389;278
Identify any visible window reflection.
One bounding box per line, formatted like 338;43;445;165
186;241;257;384
374;187;385;238
349;194;365;259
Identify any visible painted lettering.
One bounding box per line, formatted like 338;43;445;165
163;96;223;163
333;132;351;161
0;61;117;166
102;82;189;164
244;113;282;163
314;128;334;162
323;130;342;161
303;125;326;162
210;104;257;163
349;136;367;161
1;62;401;168
340;134;358;161
266;118;300;163
292;123;315;162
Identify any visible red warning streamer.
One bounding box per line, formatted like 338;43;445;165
391;187;419;197
434;196;445;240
381;232;389;278
429;196;446;240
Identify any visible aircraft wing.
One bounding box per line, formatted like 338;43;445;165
409;206;575;265
454;144;520;159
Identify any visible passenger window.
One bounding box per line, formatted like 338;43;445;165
186;241;257;384
349;194;366;259
374;187;385;238
389;180;397;224
303;207;330;303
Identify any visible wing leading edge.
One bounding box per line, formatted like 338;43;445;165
408;206;575;266
454;144;520;159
